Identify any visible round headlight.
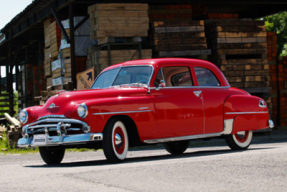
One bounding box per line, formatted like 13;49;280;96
19;110;28;124
77;103;88;118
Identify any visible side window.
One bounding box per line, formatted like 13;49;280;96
154;66;193;87
194;67;220;86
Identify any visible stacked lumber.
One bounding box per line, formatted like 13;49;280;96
44;18;52;48
49;21;61;59
44;47;51;76
88;3;149;39
87;49;152;74
151;20;211;57
33;66;46;97
35;82;74;105
206;20;269;89
149;4;192;22
208;13;238;20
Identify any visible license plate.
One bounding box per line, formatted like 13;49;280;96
33;134;47;145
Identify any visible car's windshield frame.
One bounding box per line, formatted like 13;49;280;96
91;65;154;89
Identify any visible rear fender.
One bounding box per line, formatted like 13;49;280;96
224;95;269;134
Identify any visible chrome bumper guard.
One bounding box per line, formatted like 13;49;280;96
17;118;103;148
269;120;274;129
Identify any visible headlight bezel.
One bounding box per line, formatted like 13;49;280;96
77;103;88;118
19;110;28;124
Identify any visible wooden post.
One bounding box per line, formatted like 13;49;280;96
69;3;76;89
8;42;14;116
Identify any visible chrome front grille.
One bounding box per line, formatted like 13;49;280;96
23;118;90;137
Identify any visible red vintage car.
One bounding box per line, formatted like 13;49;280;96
18;58;274;164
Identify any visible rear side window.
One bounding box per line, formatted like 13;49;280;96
194;67;220;86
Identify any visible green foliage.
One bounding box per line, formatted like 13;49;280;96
264;12;287;56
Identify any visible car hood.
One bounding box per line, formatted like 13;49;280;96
31;87;148;120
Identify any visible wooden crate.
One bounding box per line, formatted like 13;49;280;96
88;3;149;39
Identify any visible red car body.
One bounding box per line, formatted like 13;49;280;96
18;58;273;164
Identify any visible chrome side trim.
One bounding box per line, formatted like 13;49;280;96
225;111;268;115
93;110;152;115
223;119;234;135
144;132;222;144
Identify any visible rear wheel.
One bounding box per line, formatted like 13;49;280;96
39;147;65;165
164;141;189;155
225;131;253;150
103;119;129;163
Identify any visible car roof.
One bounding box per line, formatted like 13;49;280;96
100;58;229;87
102;58;216;71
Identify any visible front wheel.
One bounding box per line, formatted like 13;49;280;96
103;119;129;163
39;147;65;165
163;141;189;155
225;131;253;150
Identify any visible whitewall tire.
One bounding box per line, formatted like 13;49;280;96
225;131;253;150
103;119;129;163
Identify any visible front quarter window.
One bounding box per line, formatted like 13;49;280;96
92;68;120;89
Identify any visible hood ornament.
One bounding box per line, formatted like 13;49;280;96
47;103;59;109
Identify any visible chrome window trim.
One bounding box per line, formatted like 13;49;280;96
225;111;268;115
91;65;155;90
93;110;152;116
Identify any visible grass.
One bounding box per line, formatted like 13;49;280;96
0;131;39;155
0;131;96;155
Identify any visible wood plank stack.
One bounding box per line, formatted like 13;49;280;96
206;20;269;90
33;65;46;97
88;3;149;39
149;4;192;22
151;20;211;58
49;21;61;59
87;49;152;75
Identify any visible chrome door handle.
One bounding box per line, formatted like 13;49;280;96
193;91;202;97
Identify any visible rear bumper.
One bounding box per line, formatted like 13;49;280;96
17;132;103;148
17;117;103;148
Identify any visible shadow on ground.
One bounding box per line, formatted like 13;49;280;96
25;146;275;168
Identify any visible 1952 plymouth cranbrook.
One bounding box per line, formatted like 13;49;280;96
17;58;274;164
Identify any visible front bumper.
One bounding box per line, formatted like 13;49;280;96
17;117;103;148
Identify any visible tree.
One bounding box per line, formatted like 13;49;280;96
264;12;287;56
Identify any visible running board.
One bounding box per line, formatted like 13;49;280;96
143;132;223;144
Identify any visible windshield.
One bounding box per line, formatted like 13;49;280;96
91;66;153;89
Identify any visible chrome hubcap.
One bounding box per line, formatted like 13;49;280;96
115;133;122;145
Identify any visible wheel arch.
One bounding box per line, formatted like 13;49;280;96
104;115;142;147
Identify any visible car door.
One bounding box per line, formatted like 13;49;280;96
193;66;230;134
150;66;204;138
